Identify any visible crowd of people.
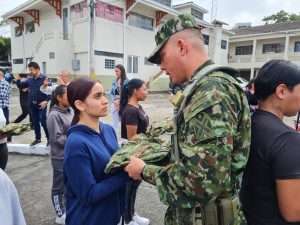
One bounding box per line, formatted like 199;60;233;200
1;13;300;225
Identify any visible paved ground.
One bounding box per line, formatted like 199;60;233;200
6;91;172;225
5;89;298;225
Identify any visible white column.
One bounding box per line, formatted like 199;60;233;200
284;35;290;60
251;39;257;63
250;68;254;79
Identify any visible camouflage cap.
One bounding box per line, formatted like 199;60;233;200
148;14;198;64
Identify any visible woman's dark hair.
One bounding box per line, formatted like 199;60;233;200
119;78;144;117
50;85;67;109
255;60;300;100
115;64;127;88
67;78;97;125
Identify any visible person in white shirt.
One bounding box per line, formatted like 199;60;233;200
0;168;26;225
40;70;71;95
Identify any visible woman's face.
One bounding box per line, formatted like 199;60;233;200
114;67;121;79
134;83;148;101
58;91;69;108
81;83;109;118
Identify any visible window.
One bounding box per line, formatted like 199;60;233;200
49;52;55;59
221;40;227;49
128;13;153;31
203;34;209;45
26;21;35;33
15;26;23;37
13;58;23;64
95;1;123;23
42;62;47;74
25;58;33;66
105;59;115;69
70;0;88;20
262;43;283;54
235;45;253;55
295;41;300;52
153;0;171;7
127;55;138;73
191;8;204;20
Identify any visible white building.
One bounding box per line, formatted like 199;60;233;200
229;21;300;80
2;0;231;91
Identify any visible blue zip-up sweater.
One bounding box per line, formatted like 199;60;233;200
64;123;129;225
16;74;50;104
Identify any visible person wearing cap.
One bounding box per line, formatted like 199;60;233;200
124;14;251;225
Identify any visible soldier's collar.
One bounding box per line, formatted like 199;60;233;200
190;60;214;80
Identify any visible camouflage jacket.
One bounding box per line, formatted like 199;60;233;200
105;119;173;174
142;65;251;209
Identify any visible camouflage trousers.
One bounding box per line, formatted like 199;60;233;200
164;205;247;225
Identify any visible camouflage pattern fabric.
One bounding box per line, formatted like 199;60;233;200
105;119;173;175
0;123;31;136
141;68;251;225
148;14;200;64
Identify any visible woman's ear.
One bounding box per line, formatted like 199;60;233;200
74;100;85;112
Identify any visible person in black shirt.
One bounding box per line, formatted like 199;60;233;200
240;60;300;225
119;78;150;225
14;74;32;124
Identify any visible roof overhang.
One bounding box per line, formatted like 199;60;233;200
2;0;43;19
173;1;208;14
230;29;300;40
136;0;178;16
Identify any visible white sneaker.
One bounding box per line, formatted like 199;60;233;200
55;213;66;225
125;221;139;225
133;214;150;225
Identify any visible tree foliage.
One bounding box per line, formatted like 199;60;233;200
263;10;300;24
0;37;11;61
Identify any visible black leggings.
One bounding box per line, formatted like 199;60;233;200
0;143;8;170
124;180;141;223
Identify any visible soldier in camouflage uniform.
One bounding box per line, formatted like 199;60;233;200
124;14;251;225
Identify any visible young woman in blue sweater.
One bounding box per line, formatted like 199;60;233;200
64;78;129;225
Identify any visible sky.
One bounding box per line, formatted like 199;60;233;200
0;0;300;36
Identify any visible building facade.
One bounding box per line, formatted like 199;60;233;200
229;22;300;80
3;0;231;90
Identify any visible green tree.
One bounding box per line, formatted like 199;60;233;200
0;37;11;61
263;10;300;24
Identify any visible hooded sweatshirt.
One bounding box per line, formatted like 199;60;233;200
47;105;73;160
64;123;129;225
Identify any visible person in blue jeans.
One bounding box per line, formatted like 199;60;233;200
64;78;129;225
16;62;50;146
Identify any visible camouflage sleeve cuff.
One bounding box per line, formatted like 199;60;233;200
142;164;161;185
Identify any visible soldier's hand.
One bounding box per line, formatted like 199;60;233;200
124;156;145;181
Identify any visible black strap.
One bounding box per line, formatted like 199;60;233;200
296;112;300;130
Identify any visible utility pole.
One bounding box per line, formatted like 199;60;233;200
88;0;96;80
210;0;218;22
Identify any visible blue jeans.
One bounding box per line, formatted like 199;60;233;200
31;103;49;140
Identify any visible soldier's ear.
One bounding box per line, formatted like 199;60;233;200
177;39;188;57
